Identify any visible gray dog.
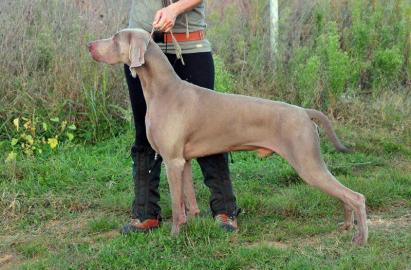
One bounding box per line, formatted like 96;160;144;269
87;29;368;245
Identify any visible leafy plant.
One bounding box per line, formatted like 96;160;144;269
372;47;403;88
317;22;351;108
4;115;76;162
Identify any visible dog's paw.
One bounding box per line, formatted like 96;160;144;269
352;234;367;246
338;222;353;231
171;225;180;236
187;208;200;218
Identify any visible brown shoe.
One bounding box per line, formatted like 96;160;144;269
120;218;160;234
215;213;238;231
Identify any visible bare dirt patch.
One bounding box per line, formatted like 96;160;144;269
0;253;23;270
298;210;411;246
368;214;411;227
0;254;14;265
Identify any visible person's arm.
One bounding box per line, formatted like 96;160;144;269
153;0;202;33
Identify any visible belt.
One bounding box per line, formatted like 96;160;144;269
152;30;205;43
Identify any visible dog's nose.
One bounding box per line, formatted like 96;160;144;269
87;42;94;51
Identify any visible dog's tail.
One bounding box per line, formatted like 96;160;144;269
305;109;352;153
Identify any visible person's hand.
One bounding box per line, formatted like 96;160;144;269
153;6;178;33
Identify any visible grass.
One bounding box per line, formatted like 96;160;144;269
1;119;410;269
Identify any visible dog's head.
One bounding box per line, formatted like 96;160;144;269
87;28;150;77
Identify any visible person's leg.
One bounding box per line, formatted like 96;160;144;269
166;53;241;226
121;64;162;233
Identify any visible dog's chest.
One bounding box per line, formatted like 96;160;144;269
145;117;159;152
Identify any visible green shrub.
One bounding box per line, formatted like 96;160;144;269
372;47;403;88
291;49;321;107
317;22;351;108
214;55;236;93
208;0;409;111
347;0;409;91
288;22;351;109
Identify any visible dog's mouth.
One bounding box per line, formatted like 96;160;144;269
87;42;104;62
89;51;102;62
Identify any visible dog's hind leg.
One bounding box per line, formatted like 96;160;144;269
279;124;368;245
300;168;367;245
341;203;354;231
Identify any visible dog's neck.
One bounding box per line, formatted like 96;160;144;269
134;41;181;102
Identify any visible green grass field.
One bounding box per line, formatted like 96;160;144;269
1;120;410;269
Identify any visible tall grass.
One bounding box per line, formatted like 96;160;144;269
0;0;129;143
0;0;410;144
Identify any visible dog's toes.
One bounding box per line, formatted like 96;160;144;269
338;222;353;231
352;234;367;246
171;218;188;235
188;208;200;218
171;225;180;236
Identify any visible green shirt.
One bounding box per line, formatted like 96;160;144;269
128;0;211;54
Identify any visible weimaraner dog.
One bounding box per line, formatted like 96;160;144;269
87;29;368;245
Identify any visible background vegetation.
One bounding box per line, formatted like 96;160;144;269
0;0;410;269
1;0;409;145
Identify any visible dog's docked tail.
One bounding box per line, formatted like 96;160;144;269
305;109;351;153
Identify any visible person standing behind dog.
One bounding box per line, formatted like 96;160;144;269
121;0;241;234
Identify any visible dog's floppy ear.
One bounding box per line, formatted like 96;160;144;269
129;34;149;78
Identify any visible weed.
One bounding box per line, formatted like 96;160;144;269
3;114;76;163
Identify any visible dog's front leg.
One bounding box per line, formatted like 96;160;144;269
164;158;187;235
183;160;200;218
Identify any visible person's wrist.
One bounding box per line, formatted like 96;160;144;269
167;4;180;18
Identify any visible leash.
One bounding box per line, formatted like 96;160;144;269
150;0;185;65
150;25;185;65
